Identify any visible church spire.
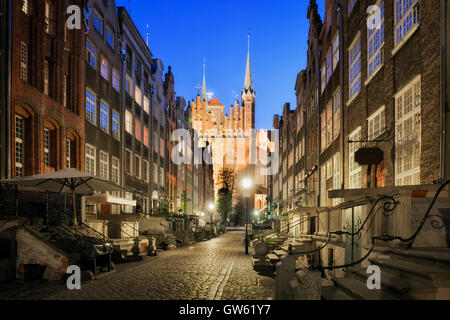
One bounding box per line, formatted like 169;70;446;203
243;33;254;94
202;58;207;102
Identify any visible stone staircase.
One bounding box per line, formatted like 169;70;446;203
322;247;450;300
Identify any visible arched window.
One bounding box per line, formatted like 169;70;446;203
66;130;80;169
43;118;61;171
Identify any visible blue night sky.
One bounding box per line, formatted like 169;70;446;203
116;0;325;130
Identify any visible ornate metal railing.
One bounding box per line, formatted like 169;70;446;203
292;180;450;271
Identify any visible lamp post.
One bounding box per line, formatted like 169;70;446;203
208;202;215;225
242;177;252;255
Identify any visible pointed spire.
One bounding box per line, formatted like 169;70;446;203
243;32;254;94
202;58;207;102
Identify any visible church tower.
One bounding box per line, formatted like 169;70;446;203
242;34;255;132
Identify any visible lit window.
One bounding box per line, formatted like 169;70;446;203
15;116;25;177
143;96;149;113
85;144;96;175
99;151;109;180
135;86;142;106
22;0;29;14
112;69;120;92
93;10;103;35
125;74;133;96
326;49;332;82
100;101;109;133
135;118;141;141
106;27;114;49
66;139;71;168
112;111;120;140
125;109;132;134
20;42;28;82
86;40;96;69
395;76;421;186
44;129;50;166
349;127;361;189
394;0;420;48
368;106;386;141
368;1;384;79
143;126;149;147
333;89;341;140
86;88;96;125
44;60;49;95
101;56;109;80
349;36;361;101
44;2;51;34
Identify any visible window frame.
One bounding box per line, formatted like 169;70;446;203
99;150;109;180
86;88;97;125
100;100;109;134
367;105;386;141
85;144;96;175
348;34;361;103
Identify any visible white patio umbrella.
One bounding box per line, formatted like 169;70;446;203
1;168;124;225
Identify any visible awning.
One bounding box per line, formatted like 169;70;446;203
85;194;137;207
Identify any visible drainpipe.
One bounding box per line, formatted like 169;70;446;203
6;0;12;179
336;0;345;190
440;0;447;181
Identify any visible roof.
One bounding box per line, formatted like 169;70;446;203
208;97;224;106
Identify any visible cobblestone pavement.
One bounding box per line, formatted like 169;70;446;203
0;231;275;300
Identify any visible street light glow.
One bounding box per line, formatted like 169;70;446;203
242;177;252;190
208;203;215;211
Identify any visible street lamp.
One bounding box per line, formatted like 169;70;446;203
208;202;215;224
241;177;252;255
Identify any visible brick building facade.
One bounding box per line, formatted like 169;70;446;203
268;0;445;214
11;0;86;178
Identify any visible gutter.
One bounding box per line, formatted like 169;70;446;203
6;0;12;178
440;0;447;180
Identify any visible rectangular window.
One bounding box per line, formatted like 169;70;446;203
20;42;28;82
125;75;133;96
44;2;51;34
135;155;141;179
100;101;109;133
333;33;339;71
112;69;120;92
333;89;341;140
112;157;120;185
349;127;361;189
326;49;332;82
368;1;384;79
125;149;132;175
85;144;96;175
100;56;109;81
160;138;165;158
321;101;334;152
160;167;164;186
93;10;103;35
112;111;120;140
44;60;49;95
63;76;67;107
105;27;114;49
99;151;109;180
349;36;361;101
143;126;149;147
135;118;141;141
125;109;132;134
135;86;142;106
321;65;326;93
86;88;96;125
143;96;150;113
368;106;386;141
86;40;96;69
394;0;420;48
66;139;71;168
22;0;29;14
44;129;50;166
15;116;25;177
395;76;421;186
143;160;149;182
333;153;341;206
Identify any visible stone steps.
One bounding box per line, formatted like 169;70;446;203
331;277;398;300
321;286;354;300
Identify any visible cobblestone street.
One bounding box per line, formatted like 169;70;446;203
0;231;275;300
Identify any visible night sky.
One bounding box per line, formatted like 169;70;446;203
116;0;325;129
